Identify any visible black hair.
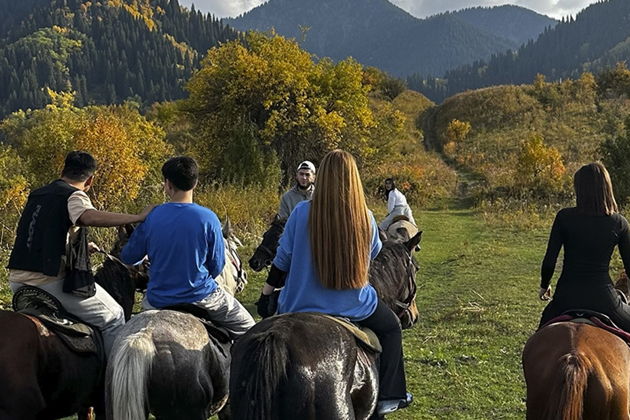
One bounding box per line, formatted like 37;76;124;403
61;151;97;181
161;156;198;191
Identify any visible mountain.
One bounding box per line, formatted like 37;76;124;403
450;5;556;47
412;0;630;102
0;0;238;116
225;0;554;78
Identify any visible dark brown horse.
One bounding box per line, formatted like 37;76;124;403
0;229;140;420
231;233;421;420
249;216;420;328
522;273;630;420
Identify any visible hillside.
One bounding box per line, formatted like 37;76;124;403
423;72;630;200
0;0;238;116
226;0;550;78
413;0;630;102
451;5;556;46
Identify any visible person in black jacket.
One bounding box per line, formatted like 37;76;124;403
7;151;154;356
538;162;630;330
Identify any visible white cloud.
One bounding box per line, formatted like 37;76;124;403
389;0;600;19
178;0;267;18
179;0;601;20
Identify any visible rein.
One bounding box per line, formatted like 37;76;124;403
392;252;417;320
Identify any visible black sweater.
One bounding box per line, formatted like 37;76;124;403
541;208;630;292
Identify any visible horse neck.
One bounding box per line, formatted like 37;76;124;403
263;223;285;254
95;259;136;320
370;243;415;304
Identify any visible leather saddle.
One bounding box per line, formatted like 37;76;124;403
320;314;382;353
543;308;630;345
12;286;104;358
163;303;232;344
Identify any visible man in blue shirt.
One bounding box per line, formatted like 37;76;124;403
121;156;254;338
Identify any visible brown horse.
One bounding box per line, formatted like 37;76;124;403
522;272;630;420
0;229;141;420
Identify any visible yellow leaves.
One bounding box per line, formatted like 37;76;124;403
445;119;471;143
516;135;566;195
45;88;77;110
185;32;387;183
1;104;170;213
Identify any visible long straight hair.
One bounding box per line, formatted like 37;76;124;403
309;150;371;290
574;162;618;216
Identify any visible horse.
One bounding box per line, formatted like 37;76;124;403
105;222;248;420
216;219;247;296
249;214;420;328
248;214;285;272
230;232;422;420
0;227;141;420
522;272;630;420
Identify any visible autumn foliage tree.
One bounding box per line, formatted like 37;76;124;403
0;92;171;212
183;32;402;184
443;119;471;156
515;135;566;196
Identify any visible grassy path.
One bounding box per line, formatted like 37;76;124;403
389;208;550;419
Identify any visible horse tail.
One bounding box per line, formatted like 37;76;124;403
232;329;289;420
107;328;155;420
547;353;588;420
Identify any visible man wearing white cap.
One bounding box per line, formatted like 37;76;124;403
278;161;316;220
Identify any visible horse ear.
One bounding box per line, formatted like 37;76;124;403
404;231;422;252
223;217;232;238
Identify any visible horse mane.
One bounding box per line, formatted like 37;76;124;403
369;241;414;300
231;326;289;420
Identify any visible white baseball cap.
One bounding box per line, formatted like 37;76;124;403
297;160;316;173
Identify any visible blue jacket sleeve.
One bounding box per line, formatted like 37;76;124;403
120;222;148;265
273;207;297;272
370;214;382;260
206;214;225;279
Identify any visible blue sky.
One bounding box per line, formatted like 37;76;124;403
178;0;601;19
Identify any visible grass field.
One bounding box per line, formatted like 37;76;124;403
8;203;623;419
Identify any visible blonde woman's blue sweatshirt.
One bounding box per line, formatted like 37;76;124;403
120;202;225;308
274;200;381;321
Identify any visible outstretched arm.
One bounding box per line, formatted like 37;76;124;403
78;207;153;227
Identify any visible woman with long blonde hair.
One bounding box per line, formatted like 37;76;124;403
538;162;630;329
257;149;411;415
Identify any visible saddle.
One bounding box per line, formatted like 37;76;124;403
543;309;630;345
163;303;232;344
321;314;382;353
12;286;104;358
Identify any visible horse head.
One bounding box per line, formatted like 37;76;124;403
249;214;286;272
94;224;147;321
369;231;422;329
218;217;247;295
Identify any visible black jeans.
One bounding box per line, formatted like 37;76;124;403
357;299;407;400
539;287;630;332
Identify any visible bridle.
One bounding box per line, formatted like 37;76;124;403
392;252;418;322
